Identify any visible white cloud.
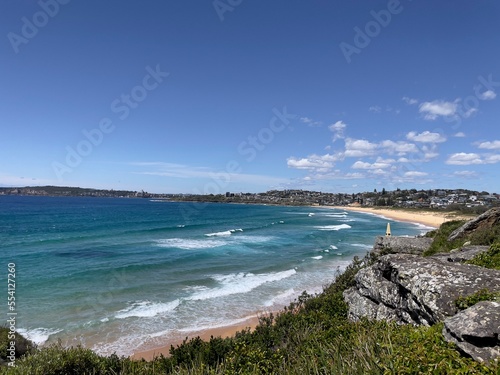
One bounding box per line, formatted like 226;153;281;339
462;107;477;118
406;131;446;143
351;160;392;170
453;171;478;178
402;96;418;105
132;162;289;186
328;121;347;142
369;106;382;113
287;153;340;171
300;117;322;127
344;138;378;157
404;171;428;177
477;140;500;150
380;140;418;155
454;132;466;137
485;154;500;164
419;100;458;120
479;90;496;100
445;153;483;165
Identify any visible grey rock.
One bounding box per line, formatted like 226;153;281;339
372;236;433;256
431;245;491;263
448;207;500;242
344;253;500;326
443;301;500;363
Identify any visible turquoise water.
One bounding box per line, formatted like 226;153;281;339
1;196;430;355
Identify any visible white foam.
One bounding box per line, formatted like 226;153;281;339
329;245;338;250
186;269;297;301
311;255;323;260
324;249;329;253
236;235;274;244
115;300;180;319
205;228;243;237
17;328;62;345
264;288;297;307
178;316;256;333
349;243;372;249
324;214;348;218
156;238;226;250
177;225;185;228
308;213;315;217
315;224;352;231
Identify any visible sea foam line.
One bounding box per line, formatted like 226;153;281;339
17;327;63;346
186;269;297;301
115;300;180;319
156;238;226;250
314;224;352;231
205;228;243;237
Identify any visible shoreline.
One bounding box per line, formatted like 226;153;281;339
338;206;472;228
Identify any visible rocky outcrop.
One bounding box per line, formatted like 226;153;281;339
443;301;500;363
431;245;490;263
343;252;500;326
448;207;500;242
372;236;433;256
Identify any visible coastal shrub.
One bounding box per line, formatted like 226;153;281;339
0;328;36;366
466;242;500;270
423;220;467;256
455;289;500;310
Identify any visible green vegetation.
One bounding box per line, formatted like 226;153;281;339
466;242;500;270
423;220;467;256
455;289;500;311
2;252;498;374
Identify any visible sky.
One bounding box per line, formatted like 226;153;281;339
1;1;500;194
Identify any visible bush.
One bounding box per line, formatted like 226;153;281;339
423;220;467;256
466;242;500;270
0;328;36;366
455;289;500;310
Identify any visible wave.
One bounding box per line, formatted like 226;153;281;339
264;288;297;307
329;245;338;250
115;300;180;319
178;315;256;333
17;327;62;345
155;238;226;250
186;269;297;301
205;228;243;237
314;224;352;231
349;243;372;249
311;255;323;260
323;213;348;218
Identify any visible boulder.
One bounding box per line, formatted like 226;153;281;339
443;301;500;363
372;236;433;256
344;253;500;326
448;207;500;242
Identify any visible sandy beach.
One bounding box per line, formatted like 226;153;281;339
339;206;472;228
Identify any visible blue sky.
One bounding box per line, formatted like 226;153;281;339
1;1;499;194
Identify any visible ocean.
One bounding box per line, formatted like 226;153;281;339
1;196;430;356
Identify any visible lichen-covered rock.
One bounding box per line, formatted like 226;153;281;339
448;207;500;242
443;301;500;363
343;254;500;325
431;245;490;263
372;236;433;256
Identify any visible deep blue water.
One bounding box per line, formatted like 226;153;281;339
0;196;429;355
